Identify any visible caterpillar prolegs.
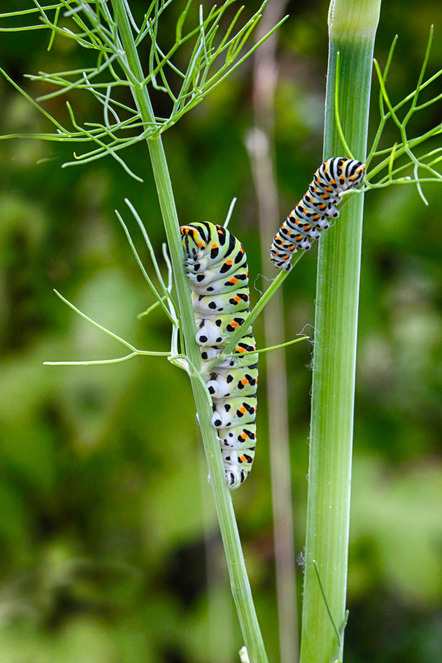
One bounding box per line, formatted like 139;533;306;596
270;157;366;270
181;222;258;490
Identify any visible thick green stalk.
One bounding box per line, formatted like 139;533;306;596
300;2;381;663
111;2;268;660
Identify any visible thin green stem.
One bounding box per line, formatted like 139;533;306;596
312;561;342;643
363;27;441;205
111;1;268;659
124;199;177;313
403;25;433;127
44;350;170;367
53;289;137;352
222;335;309;359
0;4;68;18
115;211;176;324
366;35;441;167
334;52;355;159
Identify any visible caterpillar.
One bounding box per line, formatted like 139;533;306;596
181;221;258;490
270;157;366;270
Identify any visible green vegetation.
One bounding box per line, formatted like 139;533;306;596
0;1;440;662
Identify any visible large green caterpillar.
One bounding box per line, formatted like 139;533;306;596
181;222;258;489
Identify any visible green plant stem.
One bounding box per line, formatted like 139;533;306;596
111;1;268;660
299;2;381;663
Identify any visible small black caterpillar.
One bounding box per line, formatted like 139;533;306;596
181;222;258;489
270;157;366;270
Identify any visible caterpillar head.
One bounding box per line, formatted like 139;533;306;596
181;223;207;257
348;161;366;188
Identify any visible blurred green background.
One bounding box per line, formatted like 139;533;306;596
0;1;441;662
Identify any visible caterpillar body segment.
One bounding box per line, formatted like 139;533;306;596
223;447;255;489
270;157;366;270
190;287;251;315
194;314;251;347
206;366;258;398
181;222;258;489
211;395;257;429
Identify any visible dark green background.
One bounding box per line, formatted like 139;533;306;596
0;1;441;661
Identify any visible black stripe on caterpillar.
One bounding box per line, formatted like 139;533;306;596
181;221;258;489
270;157;366;270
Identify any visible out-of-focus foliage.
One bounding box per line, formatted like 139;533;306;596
0;1;440;662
